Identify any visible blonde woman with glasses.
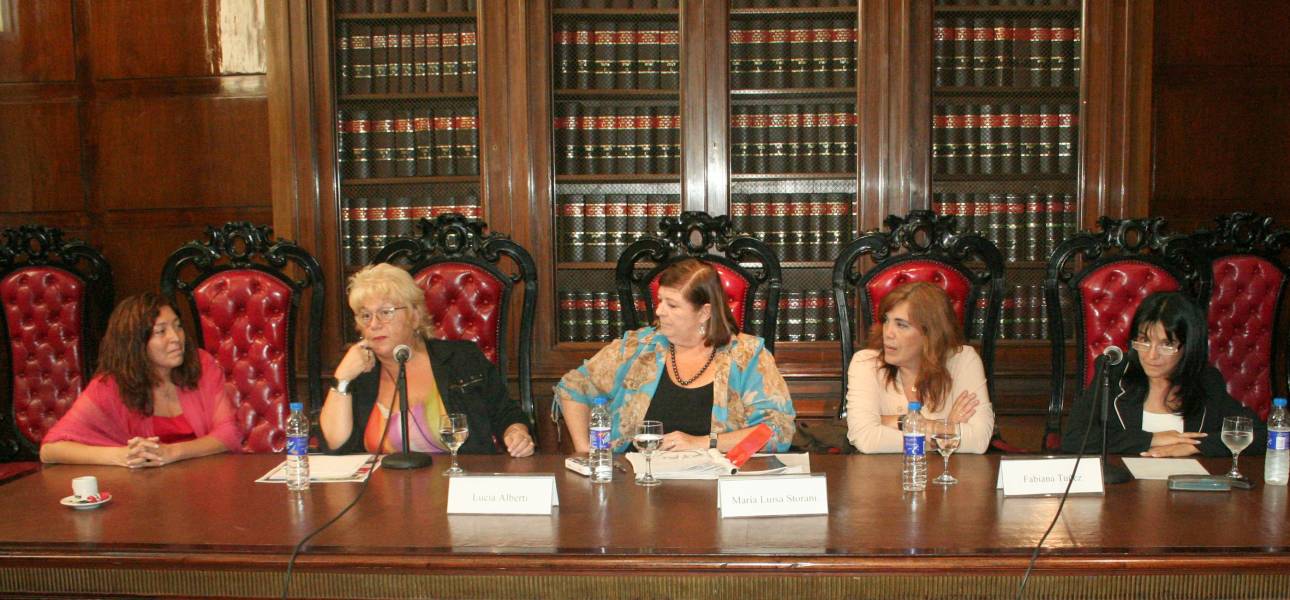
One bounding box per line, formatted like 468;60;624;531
319;264;535;457
1061;291;1266;458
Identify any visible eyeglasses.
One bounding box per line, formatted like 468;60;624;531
1130;338;1180;356
356;306;406;325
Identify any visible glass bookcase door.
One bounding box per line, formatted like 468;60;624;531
550;1;683;346
928;0;1082;344
332;0;485;342
727;0;859;346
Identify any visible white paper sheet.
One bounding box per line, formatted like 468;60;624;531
1120;457;1211;480
624;451;809;480
256;454;381;483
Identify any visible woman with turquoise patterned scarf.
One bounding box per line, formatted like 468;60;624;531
556;259;795;453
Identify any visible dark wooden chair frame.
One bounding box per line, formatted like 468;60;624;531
0;225;113;460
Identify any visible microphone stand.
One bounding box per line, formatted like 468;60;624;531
382;354;433;470
1096;355;1133;484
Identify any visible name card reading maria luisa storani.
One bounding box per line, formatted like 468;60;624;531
717;474;829;518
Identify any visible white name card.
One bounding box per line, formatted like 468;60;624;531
717;474;828;518
446;474;559;515
996;456;1104;497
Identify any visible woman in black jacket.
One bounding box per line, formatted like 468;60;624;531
320;264;535;457
1062;291;1266;458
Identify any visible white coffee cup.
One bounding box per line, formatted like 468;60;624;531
71;476;99;501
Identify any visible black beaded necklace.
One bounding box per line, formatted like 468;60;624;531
669;342;717;386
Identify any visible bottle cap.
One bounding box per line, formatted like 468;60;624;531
908;402;922;411
593;396;608;406
290;402;303;412
1275;397;1287;408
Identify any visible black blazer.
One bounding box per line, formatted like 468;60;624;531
325;338;528;455
1062;361;1266;457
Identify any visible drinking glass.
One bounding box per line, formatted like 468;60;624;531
931;418;962;486
633;421;664;487
439;413;469;477
1221;416;1254;480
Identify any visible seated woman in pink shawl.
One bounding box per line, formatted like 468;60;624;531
40;292;242;467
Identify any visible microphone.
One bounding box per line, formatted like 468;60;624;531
382;343;432;470
1099;345;1124;366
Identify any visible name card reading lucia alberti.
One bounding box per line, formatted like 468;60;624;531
446;475;559;515
718;474;828;518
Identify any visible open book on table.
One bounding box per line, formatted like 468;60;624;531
623;450;809;480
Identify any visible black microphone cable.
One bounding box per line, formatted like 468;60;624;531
280;393;393;600
1016;356;1108;600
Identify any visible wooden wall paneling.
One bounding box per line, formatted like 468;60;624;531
702;1;728;212
86;0;267;79
93;94;270;211
518;0;558;377
0;100;82;213
0;0;75;82
680;0;707;211
1079;0;1153;225
479;0;514;237
1154;0;1290;68
856;0;897;230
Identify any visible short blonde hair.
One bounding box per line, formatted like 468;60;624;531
347;263;434;338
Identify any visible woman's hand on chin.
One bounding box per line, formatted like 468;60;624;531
334;340;377;381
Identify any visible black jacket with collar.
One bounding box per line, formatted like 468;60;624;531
1061;361;1266;457
324;338;528;455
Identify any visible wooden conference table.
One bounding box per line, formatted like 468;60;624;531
0;454;1287;599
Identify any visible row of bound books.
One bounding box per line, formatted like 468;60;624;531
341;197;482;264
557;194;681;262
339;107;479;179
935;0;1078;6
729;193;854;262
553;104;682;175
967;284;1072;341
752;289;844;343
557;292;649;343
729;21;857;89
933;17;1080;88
552;22;680;91
338;1;476;11
932;192;1077;263
730;0;857;7
730;104;858;174
553;0;678;8
337;22;477;95
932;103;1076;176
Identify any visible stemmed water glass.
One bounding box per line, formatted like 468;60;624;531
1221;416;1254;481
439;413;469;477
931;418;962;486
633;420;663;487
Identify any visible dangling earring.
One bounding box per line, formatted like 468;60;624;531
699;323;707;337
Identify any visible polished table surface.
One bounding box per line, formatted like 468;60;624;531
1;453;1288;599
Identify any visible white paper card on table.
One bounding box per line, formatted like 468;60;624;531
717;474;828;518
255;454;380;484
624;451;810;480
446;474;559;515
996;456;1104;496
1120;457;1210;480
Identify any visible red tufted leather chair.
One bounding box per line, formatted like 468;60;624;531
161;223;324;453
615;211;783;353
1042;217;1206;451
832;210;1005;420
1192;212;1290;420
373;213;538;437
0;226;112;468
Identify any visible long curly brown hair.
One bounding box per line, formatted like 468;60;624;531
96;292;201;415
865;282;965;412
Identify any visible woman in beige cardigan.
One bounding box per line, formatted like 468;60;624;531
845;282;995;454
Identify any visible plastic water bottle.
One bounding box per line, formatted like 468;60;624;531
1265;397;1289;486
589;396;613;483
285;402;311;491
902;401;927;492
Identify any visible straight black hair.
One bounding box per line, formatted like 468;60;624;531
1122;291;1209;417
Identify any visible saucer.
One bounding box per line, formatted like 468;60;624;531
60;492;111;510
